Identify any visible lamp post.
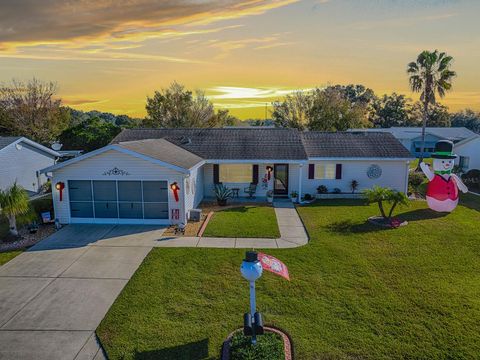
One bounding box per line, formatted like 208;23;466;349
240;251;264;345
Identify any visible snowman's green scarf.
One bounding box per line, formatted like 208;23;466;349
435;170;452;175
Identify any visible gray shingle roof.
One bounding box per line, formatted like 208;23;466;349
112;128;413;160
113;128;308;160
0;136;21;151
302;131;413;158
117;139;203;169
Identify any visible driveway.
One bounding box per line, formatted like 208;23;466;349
0;224;165;360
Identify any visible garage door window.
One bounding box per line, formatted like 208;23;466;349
68;180;169;220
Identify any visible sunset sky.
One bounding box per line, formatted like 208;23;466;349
1;0;479;119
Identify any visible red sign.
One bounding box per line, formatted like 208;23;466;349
258;253;290;280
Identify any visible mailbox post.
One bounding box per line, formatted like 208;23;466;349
240;251;264;345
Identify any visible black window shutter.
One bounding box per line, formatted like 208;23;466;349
335;164;342;179
213;164;219;184
252;165;259;184
308;164;315;179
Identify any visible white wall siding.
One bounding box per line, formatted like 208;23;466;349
0;142;55;192
301;160;409;196
51;149;185;225
184;164;204;218
455;138;480;171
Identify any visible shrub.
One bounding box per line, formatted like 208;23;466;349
333;188;342;194
229;332;284;360
409;171;426;196
304;193;313;201
290;191;298;198
317;185;328;194
350;180;359;194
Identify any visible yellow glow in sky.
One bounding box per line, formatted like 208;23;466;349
0;0;479;119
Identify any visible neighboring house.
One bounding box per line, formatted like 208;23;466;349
0;136;60;194
454;135;480;172
41;128;413;226
349;127;476;158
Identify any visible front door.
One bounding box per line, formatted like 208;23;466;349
274;164;289;196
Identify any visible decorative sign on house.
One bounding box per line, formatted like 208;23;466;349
367;164;382;179
102;167;130;176
420;140;468;212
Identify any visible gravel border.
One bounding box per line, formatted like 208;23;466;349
0;224;55;252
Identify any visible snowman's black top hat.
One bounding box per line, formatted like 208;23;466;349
431;140;457;159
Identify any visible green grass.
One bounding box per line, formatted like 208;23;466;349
202;206;280;238
410;157;432;170
97;194;480;359
0;251;22;266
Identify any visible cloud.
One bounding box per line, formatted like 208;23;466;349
208;86;313;100
207;34;292;58
0;1;298;51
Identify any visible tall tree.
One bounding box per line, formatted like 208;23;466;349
451;109;480;133
410;102;451;127
371;93;413;128
407;50;456;164
58;117;121;153
144;82;235;128
308;88;369;131
271;91;313;130
0;78;70;144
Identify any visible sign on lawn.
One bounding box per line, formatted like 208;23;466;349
258;253;290;280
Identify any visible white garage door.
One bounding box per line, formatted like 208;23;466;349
68;180;169;222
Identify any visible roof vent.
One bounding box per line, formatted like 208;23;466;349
180;136;192;145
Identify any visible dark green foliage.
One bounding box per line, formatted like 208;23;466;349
410;102;451;127
317;185;328;194
304;193;313;200
371;93;413;128
451;109;480;133
68;108;140;128
332;188;341;194
230;332;284;360
59;117;121;152
408;171;426;195
350;180;359;193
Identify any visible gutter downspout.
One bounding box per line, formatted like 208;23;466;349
298;163;303;203
404;161;410;194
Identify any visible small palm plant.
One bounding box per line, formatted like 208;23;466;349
0;182;30;237
214;184;232;206
363;186;408;220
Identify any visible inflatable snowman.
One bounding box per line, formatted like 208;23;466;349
420;140;468;212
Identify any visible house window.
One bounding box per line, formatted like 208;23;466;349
314;164;336;179
459;156;470;169
219;164;252;183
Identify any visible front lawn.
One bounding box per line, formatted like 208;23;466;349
0;250;22;266
202;206;280;238
97;194;480;359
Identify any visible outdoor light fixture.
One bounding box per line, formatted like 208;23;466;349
266;166;273;180
170;182;180;202
55;182;65;201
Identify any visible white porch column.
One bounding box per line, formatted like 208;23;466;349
298;163;303;202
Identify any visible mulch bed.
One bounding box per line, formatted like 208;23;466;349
0;224;56;252
368;216;408;229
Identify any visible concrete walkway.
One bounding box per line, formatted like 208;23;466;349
0;225;165;360
155;201;309;249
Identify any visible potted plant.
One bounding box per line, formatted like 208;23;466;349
290;191;298;202
214;184;232;206
332;188;341;194
350;180;359;194
266;190;274;203
317;185;328;194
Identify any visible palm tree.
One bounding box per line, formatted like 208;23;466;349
363;186;408;220
407;50;456;165
0;182;30;237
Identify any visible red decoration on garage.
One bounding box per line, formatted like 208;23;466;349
170;182;180;202
55;182;65;201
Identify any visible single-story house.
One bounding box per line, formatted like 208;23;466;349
349;127;476;158
454;134;480;172
40;128;413;225
0;136;60;194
